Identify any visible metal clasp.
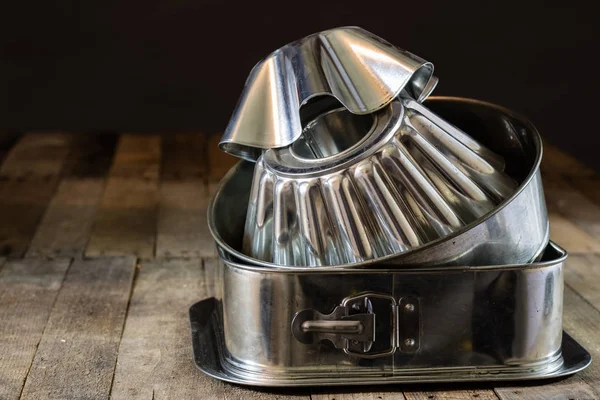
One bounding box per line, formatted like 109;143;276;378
292;292;418;359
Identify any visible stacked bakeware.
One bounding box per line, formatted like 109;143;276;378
191;26;591;386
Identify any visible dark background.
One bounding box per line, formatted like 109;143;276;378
1;1;597;170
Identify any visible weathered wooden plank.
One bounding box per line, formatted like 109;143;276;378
404;390;497;399
20;257;136;400
563;254;600;318
86;134;160;258
548;211;600;254
0;179;61;257
313;392;405;400
161;133;207;180
108;133;161;179
207;134;238;182
495;382;597;400
26;134;117;258
0;132;73;257
156;133;215;258
570;176;600;208
543;176;600;239
156;180;215;258
0;258;70;400
540;142;596;178
0;132;72;178
60;133;118;179
26;178;106;258
85;177;159;258
561;286;600;396
111;258;307;400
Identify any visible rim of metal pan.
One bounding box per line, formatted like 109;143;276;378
208;96;545;270
214;241;566;274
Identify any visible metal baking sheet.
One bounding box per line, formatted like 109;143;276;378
189;297;591;387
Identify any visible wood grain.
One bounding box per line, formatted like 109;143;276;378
543;176;600;239
156;133;215;258
0;132;73;257
60;133;117;179
0;258;70;400
0;179;62;258
563;254;600;323
0;132;72;179
547;211;600;254
313;393;406;400
495;382;597;400
20;256;136;400
26;179;106;258
86;134;160;258
562;287;600;397
570;176;600;208
540;142;597;178
404;391;497;399
27;134;117;258
157;180;215;258
0;133;596;399
111;258;307;400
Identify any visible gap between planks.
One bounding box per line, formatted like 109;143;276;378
0;258;71;400
0;132;74;258
19;257;136;400
110;258;309;400
157;133;216;259
1;135;591;398
26;134;117;258
85;135;161;258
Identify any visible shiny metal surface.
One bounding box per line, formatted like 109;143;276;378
220;26;435;160
209;97;549;268
190;242;592;386
242;98;518;266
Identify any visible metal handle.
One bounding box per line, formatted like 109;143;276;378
292;292;420;359
301;320;364;335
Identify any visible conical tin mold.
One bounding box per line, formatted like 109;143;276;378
219;26;436;161
210;97;548;269
242;98;518;266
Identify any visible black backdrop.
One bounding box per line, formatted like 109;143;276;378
1;1;598;170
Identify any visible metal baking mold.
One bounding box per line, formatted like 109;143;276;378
220;26;436;161
209;97;549;268
189;241;591;386
241;97;518;266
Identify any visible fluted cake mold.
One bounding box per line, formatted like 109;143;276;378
220;26;436;161
242;98;519;266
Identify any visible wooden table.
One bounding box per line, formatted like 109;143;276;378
0;132;599;400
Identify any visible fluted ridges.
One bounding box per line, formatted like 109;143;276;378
242;102;518;266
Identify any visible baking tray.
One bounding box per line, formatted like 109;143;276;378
189;242;591;386
190;298;590;386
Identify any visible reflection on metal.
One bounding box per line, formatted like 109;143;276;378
220;26;435;160
198;26;590;387
210;98;549;268
241;98;520;266
190;242;591;386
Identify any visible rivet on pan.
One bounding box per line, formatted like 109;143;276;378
404;338;416;347
404;303;415;312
